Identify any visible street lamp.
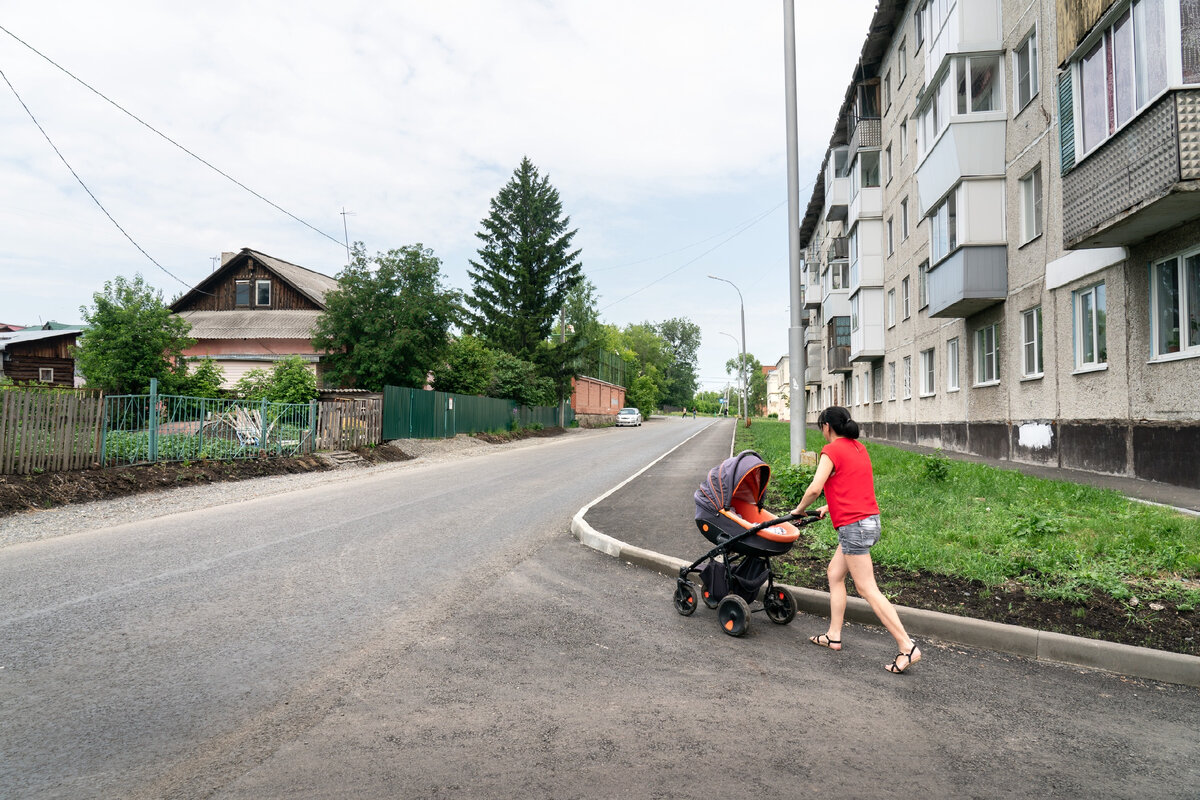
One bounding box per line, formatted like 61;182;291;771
709;275;749;425
717;331;743;418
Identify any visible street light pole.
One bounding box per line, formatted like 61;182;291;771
717;331;742;418
783;0;809;464
709;275;750;425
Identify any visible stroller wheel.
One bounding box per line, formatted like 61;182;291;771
673;580;700;616
763;585;798;625
717;595;751;636
701;584;720;609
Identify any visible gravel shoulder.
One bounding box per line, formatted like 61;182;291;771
0;429;591;550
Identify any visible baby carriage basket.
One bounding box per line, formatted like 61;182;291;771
674;450;820;637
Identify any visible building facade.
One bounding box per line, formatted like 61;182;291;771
797;0;1200;489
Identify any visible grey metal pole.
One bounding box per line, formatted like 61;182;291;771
709;275;748;422
784;0;808;464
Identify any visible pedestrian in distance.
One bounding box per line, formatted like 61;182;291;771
790;406;921;674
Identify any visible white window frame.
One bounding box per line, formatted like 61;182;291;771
1022;306;1044;378
1014;26;1039;112
955;54;1005;115
887;217;895;256
235;280;251;307
901;197;910;240
920;348;936;396
900;120;909;161
1073;282;1108;371
1150;249;1200;360
885;144;894;184
873;363;883;403
930;187;958;264
898;40;908;84
903;355;913;399
851;293;860;332
902;277;912;320
39;367;54;383
975;324;1000;385
947;337;960;391
1019;165;1043;244
888;361;897;400
255;279;272;307
884;70;893;113
917;260;929;309
887;288;896;328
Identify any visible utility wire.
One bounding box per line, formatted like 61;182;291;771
1;65;195;289
0;23;344;248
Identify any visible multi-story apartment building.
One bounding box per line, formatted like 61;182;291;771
797;0;1200;489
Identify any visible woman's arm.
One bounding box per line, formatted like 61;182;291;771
791;453;834;517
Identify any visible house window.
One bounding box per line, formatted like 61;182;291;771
1019;165;1043;244
235;280;251;307
873;363;883;402
1074;283;1107;369
888;361;897;400
920;348;936;396
1014;28;1039;111
851;293;860;332
256;280;272;307
900;120;909;160
39;367;54;383
919;69;952;155
917;260;929;309
956;54;1003;114
1151;252;1200;358
902;277;911;320
898;40;907;84
887;217;895;256
901;197;910;240
903;356;913;399
1022;306;1044;377
975;324;999;384
887;288;897;327
831;261;850;290
947;337;960;391
930;188;958;264
1075;0;1169;156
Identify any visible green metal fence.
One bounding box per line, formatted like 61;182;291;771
382;385;573;440
102;379;315;466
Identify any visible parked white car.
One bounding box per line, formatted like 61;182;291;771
615;407;643;427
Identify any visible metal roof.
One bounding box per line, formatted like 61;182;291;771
0;328;81;351
177;309;325;339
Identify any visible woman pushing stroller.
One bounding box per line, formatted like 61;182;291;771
791;406;922;675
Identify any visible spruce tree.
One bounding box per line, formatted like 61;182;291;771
465;157;583;363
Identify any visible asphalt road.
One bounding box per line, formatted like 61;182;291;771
3;417;1199;799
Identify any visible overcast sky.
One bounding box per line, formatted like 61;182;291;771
1;1;876;393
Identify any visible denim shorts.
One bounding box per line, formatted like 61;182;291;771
836;514;881;555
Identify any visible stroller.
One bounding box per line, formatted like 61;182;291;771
673;450;820;636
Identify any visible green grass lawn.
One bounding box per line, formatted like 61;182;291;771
735;418;1200;609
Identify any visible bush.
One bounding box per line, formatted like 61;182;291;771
922;449;951;482
773;463;816;506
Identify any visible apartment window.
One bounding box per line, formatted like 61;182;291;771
920;348;936;396
919;69;953;155
902;277;912;320
899;120;909;160
888;361;897;400
914;0;926;48
903;356;913;399
975;324;999;384
851;293;860;332
885;144;894;184
860;151;881;189
917;260;929;309
1076;0;1169;155
854;375;861;405
1019;165;1043;244
849;228;860;288
956;54;1003;114
898;40;907;84
831;261;850;290
930;188;958;264
947;337;960;391
1151;251;1200;357
873;363;883;402
884;71;893;112
1074;283;1107;369
887;218;895;256
256;279;272;306
235;280;251;307
39;368;54;383
1014;28;1039;111
1022;307;1044;377
887;288;897;327
901;197;910;240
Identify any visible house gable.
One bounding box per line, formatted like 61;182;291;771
170;249;338;313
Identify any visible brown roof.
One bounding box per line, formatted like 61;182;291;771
178;309;324;339
170;248;339;311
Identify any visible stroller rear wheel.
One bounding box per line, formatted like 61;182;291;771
717;595;751;636
673;580;700;616
763;585;798;625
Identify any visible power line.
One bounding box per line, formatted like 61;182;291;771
1;66;195;289
0;23;345;249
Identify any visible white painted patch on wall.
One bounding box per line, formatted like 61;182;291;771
1018;422;1054;450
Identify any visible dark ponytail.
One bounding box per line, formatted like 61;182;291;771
816;405;860;440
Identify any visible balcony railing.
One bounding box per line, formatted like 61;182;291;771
848;114;881;156
826;345;852;373
827;236;849;262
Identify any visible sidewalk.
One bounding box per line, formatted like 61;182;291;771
572;417;1200;688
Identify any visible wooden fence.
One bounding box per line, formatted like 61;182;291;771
0;388;104;474
315;397;382;450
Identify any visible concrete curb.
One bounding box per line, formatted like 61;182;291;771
570;510;1200;689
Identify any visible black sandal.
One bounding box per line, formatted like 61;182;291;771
809;633;841;649
886;644;921;674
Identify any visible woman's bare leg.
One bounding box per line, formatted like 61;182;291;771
821;546;848;649
843;552;921;671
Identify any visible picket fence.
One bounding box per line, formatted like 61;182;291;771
0;388;104;474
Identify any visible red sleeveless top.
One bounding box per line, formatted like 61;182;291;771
821;437;880;528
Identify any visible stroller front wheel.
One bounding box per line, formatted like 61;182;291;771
673;580;700;616
717;595;751;636
763;585;798;625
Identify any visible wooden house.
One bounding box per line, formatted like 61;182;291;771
170;248;339;389
0;329;81;387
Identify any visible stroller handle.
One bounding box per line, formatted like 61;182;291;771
745;510;822;535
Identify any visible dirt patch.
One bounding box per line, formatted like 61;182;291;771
778;545;1199;657
472;427;569;444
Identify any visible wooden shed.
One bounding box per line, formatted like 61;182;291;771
0;329;81;388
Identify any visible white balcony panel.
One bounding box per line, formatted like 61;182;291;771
824;176;850;221
916;119;1006;213
924;0;1002;85
822;289;851;321
848;186;882;228
850;287;885;362
961;179;1006;242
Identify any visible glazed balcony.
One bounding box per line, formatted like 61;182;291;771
927;245;1007;318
